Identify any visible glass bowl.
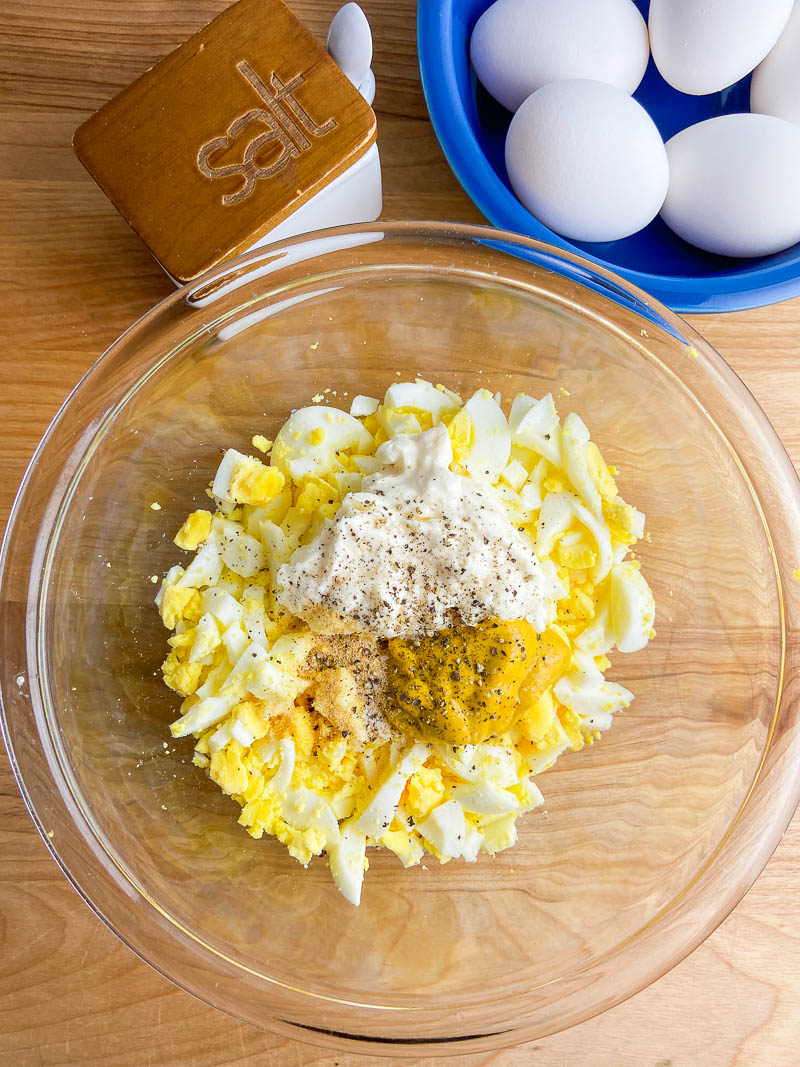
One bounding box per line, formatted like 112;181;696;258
2;223;800;1057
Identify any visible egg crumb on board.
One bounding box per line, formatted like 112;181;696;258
251;434;272;454
155;379;655;905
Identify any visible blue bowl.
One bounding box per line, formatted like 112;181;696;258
417;0;800;312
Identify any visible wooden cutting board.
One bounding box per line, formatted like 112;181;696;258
1;1;800;1064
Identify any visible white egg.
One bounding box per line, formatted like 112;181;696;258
661;114;800;257
479;813;518;855
470;0;648;113
326;3;373;88
188;613;222;663
505;80;669;243
270;739;296;795
649;0;793;96
751;2;800;128
282;786;340;842
535;492;613;583
230;719;255;748
208;720;234;755
460;823;484;863
201;587;243;627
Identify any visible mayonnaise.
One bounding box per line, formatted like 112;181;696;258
277;426;563;639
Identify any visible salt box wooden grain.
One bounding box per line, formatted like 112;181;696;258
73;0;379;283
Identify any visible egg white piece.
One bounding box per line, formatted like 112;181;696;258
349;394;380;417
536;492;612;584
212;449;249;502
271;405;372;481
383;379;459;422
649;0;793;96
661;114;800;257
270;739;296;795
470;0;649;113
170;692;240;738
155;565;184;609
500;458;528;493
751;2;800;128
210;518;267;579
353;742;429;838
554;650;633;730
609;560;655;653
175;542;223;589
201;587;243;627
561;412;602;517
574;600;615;657
416;800;468;859
282;786;340;843
328;823;367;906
510;392;561;466
188;613;221;663
505;80;669;244
461;389;511;482
479;813;518;855
450;782;520;815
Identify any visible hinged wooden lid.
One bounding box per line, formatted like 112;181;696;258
73;0;377;282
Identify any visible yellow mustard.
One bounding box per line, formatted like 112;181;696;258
387;619;571;745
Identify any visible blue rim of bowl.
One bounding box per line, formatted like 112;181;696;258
416;0;800;314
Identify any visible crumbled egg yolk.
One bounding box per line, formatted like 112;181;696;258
404;764;446;820
295;477;338;517
159;585;201;630
174;509;213;551
161;651;203;696
154;380;655;905
251;435;272;454
229;457;285;505
444;408;473;465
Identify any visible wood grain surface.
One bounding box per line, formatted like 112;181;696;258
2;2;800;1064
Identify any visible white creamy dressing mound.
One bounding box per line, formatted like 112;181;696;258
277;425;564;639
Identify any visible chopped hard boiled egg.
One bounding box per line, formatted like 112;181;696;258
271;406;372;481
460;389;511;482
154;379;655;905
